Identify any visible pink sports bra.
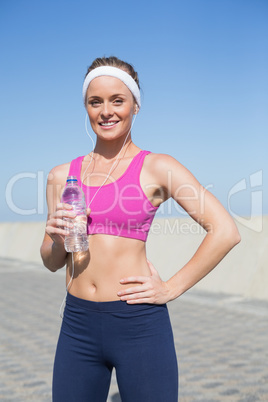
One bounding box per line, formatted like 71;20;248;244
68;150;159;241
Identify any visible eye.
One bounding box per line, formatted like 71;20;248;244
88;99;101;107
114;99;123;105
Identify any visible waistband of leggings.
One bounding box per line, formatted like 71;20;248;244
66;292;167;313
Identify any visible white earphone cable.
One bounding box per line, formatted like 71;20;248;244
59;113;137;318
59;251;75;318
85;114;137;208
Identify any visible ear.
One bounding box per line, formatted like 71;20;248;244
134;104;139;115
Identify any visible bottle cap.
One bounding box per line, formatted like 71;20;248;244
66;176;78;183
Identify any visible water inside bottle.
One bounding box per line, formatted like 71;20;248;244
64;215;88;252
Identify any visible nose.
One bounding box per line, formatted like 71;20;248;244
101;102;113;118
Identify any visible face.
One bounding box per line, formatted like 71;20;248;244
86;76;137;141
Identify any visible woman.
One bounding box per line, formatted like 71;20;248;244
40;56;240;401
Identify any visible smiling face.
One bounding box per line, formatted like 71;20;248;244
86;76;137;142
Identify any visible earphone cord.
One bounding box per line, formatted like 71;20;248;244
59;114;137;318
59;251;75;318
83;114;137;209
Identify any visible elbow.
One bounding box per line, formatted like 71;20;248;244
41;258;64;273
233;229;241;246
229;220;241;246
223;222;241;250
43;262;62;273
210;220;241;251
40;245;65;273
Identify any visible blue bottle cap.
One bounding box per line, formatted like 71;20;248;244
66;175;78;183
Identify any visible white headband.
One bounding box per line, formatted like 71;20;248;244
82;66;141;108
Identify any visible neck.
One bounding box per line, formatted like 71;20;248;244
92;137;133;161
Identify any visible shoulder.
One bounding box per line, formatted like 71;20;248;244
47;155;84;184
145;151;181;165
145;151;186;174
144;151;197;187
47;161;71;186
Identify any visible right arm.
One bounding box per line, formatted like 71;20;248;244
40;164;75;272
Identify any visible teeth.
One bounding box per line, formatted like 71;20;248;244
101;122;117;126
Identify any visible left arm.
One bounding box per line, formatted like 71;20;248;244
118;153;241;304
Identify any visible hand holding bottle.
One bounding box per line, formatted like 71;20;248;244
45;203;77;246
61;176;89;252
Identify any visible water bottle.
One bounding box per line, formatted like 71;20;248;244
61;176;89;252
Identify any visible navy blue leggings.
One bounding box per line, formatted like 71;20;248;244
53;292;178;401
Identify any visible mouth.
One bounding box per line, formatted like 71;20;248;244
99;121;119;128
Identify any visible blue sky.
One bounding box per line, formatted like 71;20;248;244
1;0;267;222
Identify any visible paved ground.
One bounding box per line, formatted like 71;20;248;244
0;257;268;402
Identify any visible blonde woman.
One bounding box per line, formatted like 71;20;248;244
40;56;240;401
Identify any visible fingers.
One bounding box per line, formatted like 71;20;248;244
49;212;74;231
125;297;152;304
46;225;68;237
56;203;73;211
119;276;148;284
119;265;159;287
46;203;76;239
45;203;90;247
146;259;159;275
48;216;73;230
54;204;76;220
117;280;154;303
118;286;154;303
118;283;148;296
121;293;153;304
46;217;70;237
118;264;170;304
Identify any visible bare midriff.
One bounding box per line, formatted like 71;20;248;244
66;233;151;301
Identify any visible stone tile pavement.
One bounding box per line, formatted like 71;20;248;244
0;257;268;402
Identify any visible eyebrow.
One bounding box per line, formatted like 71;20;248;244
88;93;128;100
110;93;127;98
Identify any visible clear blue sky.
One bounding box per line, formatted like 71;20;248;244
1;0;267;222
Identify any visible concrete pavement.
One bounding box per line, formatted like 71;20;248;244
1;257;268;401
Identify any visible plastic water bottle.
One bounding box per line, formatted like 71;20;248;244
61;176;89;252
